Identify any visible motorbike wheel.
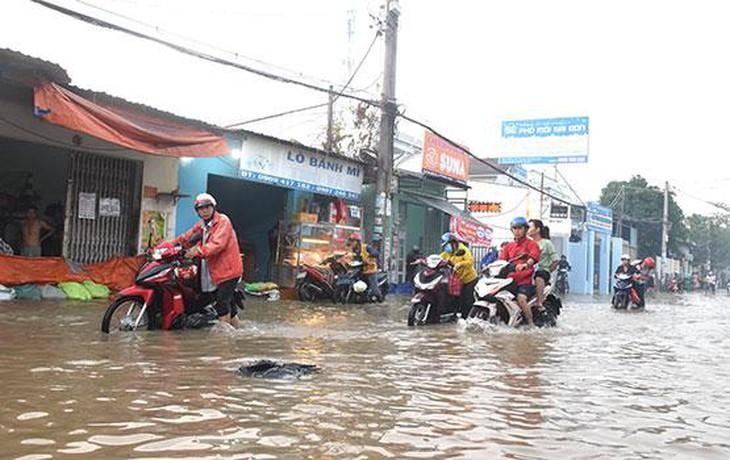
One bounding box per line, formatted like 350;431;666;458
467;306;490;322
333;286;347;304
101;296;149;333
297;283;317;302
407;303;431;326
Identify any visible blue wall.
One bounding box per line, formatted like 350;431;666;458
176;155;239;233
566;229;613;295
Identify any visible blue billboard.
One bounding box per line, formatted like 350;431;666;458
498;116;589;165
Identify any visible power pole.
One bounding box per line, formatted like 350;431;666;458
617;186;624;239
661;181;670;275
326;85;334;152
374;0;399;275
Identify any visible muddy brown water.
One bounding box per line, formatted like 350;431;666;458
1;294;729;459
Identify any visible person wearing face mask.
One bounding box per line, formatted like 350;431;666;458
440;232;478;320
172;193;243;327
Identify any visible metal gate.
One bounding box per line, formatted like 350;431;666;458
63;151;143;264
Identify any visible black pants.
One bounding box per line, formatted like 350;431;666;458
201;278;239;318
460;279;477;319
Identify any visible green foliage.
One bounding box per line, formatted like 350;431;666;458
686;214;730;270
599;175;687;258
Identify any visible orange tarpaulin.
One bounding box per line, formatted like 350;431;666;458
0;254;144;291
33;82;229;157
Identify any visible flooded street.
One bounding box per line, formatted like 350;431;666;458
2;294;730;459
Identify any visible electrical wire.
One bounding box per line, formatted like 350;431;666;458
396;112;585;209
555;166;586;206
225;30;381;128
30;0;380;108
672;185;730;214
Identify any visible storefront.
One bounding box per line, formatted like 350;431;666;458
0;51;217;263
176;131;364;286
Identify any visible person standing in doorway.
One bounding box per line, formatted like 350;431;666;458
21;205;54;257
173;193;243;327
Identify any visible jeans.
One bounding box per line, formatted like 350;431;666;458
365;273;382;301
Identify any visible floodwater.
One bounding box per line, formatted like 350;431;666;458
1;293;730;459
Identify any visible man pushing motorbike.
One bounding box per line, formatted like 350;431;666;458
345;232;383;302
172;193;243;327
440;232;478;320
500;217;541;326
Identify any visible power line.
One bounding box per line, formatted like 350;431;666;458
30;0;380;108
672;185;730;214
225;30;381;128
72;0;358;92
396;113;585;209
555;166;586;206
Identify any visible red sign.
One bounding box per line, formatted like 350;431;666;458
450;216;493;247
468;201;502;213
422;131;470;184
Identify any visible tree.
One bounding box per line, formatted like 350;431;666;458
320;101;379;160
599;175;687;258
686;214;730;271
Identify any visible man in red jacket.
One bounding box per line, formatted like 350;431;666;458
500;216;541;326
174;193;243;327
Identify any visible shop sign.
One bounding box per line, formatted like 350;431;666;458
422;130;470;184
468;201;502;214
498;116;589;165
99;198;121;217
550;201;569;219
78;192;96;220
585;202;613;233
450;215;493;247
239;139;363;200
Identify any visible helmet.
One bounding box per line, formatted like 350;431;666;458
510;216;528;228
353;280;368;293
441;232;456;244
643;257;656;268
194;193;217;209
348;232;362;241
621;254;630;261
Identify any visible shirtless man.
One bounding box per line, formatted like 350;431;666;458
21;206;54;257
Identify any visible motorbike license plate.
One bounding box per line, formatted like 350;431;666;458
296;272;306;279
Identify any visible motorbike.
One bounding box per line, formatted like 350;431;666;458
468;259;561;327
101;242;245;333
612;273;642;309
295;255;348;302
407;255;462;327
555;268;570;295
333;260;389;304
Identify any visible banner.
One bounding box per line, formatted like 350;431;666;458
450;215;493;247
240;137;363;200
498;117;589;165
422;130;470;184
585;202;613;233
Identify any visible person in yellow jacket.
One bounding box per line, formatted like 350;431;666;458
440;232;478;319
345;232;382;301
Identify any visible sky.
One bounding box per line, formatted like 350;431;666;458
1;0;728;215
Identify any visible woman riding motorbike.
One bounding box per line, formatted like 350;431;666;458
439;232;478;320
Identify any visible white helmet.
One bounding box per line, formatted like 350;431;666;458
194;193;217;209
353;280;368;294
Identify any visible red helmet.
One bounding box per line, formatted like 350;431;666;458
643;257;656;268
348;232;362;241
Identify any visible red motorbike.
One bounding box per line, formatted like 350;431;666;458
296;255;348;302
101;242;244;333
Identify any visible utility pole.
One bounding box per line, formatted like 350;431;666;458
617;186;625;239
326;85;334;152
374;0;399;274
539;172;545;219
661;181;670;275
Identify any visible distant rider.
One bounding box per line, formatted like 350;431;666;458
500;217;541;326
345;233;382;302
528;219;558;309
440;232;478;320
633;257;655;306
558;255;571;272
615;254;636;276
173;193;243;327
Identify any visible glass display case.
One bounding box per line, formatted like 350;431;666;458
274;221;360;288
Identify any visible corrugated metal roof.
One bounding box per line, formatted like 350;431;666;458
0;48;70;85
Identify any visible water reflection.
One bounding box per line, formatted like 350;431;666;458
1;295;729;458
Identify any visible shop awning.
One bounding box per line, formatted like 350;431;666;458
33;82;229;157
400;190;471;219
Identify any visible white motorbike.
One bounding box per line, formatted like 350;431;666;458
468;259;561;327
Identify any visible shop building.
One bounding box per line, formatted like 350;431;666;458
0;49;226;263
175;131;365;286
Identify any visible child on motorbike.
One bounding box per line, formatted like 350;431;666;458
439;232;478;320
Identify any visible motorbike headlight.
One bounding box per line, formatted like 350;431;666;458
296;272;306;279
